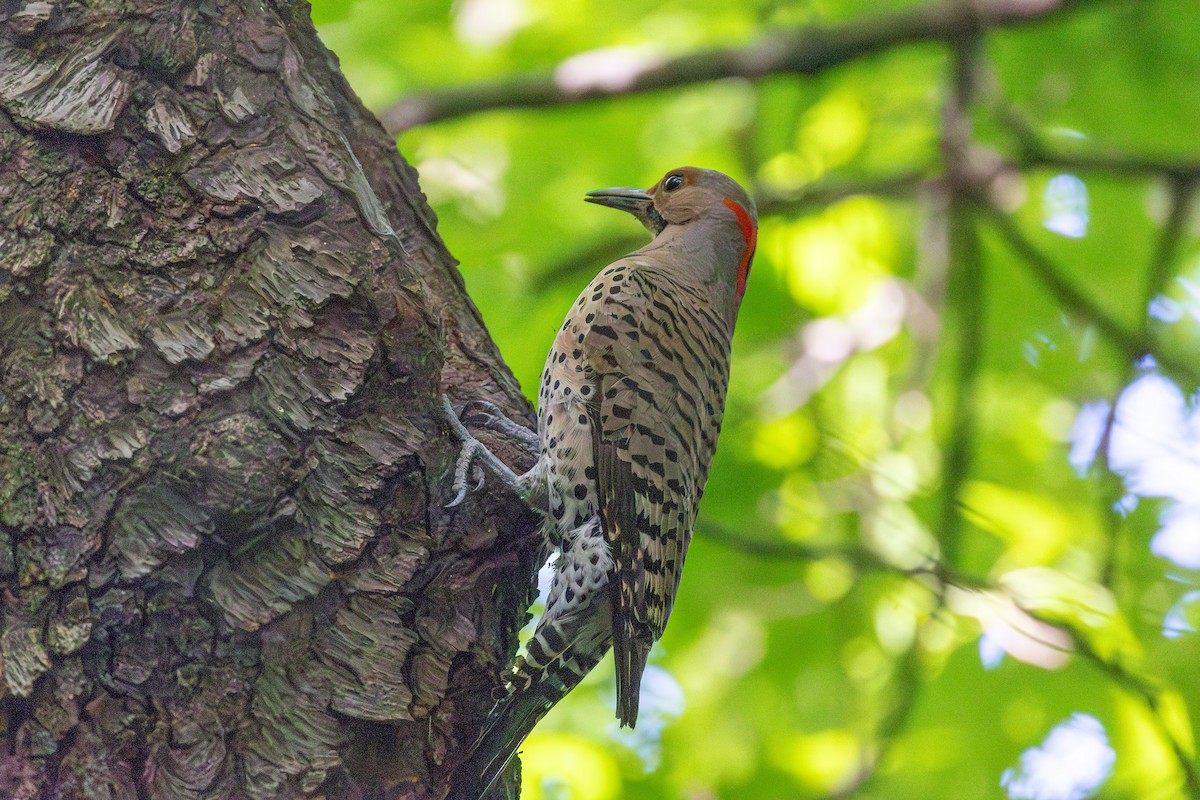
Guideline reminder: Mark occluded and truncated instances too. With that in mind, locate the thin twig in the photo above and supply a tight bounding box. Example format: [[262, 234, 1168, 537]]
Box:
[[1096, 180, 1199, 584], [698, 519, 991, 590], [1093, 388, 1128, 588], [757, 169, 931, 217], [1020, 606, 1200, 796], [706, 517, 1200, 790], [381, 0, 1099, 132], [1142, 179, 1199, 313], [978, 203, 1200, 385], [1025, 150, 1200, 182], [1002, 104, 1200, 181], [534, 234, 647, 286], [969, 178, 1200, 784]]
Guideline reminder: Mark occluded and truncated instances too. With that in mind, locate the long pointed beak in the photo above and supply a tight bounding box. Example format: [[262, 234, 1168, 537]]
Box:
[[585, 186, 666, 236]]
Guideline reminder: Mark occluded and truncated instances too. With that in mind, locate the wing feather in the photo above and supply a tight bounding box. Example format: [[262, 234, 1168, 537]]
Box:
[[583, 264, 730, 726]]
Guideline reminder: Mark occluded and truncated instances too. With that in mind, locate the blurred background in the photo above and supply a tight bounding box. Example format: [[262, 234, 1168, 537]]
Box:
[[312, 1, 1200, 798]]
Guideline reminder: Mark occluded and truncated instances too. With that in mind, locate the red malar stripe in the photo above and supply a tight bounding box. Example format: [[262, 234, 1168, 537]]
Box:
[[723, 197, 757, 303]]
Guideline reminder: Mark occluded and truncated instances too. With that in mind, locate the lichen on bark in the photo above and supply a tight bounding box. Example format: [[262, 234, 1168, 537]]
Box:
[[0, 1, 540, 797]]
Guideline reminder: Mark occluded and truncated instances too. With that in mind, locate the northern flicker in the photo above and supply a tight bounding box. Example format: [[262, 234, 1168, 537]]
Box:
[[448, 166, 757, 799]]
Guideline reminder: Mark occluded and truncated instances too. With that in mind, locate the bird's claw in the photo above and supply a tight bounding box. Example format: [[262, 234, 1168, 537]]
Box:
[[459, 399, 499, 426], [460, 399, 539, 452], [442, 394, 537, 511], [443, 395, 530, 509], [447, 437, 487, 508]]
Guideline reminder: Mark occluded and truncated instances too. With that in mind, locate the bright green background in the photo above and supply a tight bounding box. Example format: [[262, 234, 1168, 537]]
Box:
[[313, 1, 1200, 797]]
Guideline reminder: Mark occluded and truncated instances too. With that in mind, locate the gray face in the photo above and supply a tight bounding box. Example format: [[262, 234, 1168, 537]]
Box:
[[585, 167, 755, 239]]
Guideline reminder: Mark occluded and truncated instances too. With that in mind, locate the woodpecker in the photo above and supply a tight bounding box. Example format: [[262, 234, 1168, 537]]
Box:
[[449, 166, 757, 799]]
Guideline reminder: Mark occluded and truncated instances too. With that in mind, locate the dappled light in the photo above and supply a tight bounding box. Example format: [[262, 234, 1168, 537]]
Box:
[[311, 0, 1200, 796], [453, 0, 530, 48], [521, 732, 622, 800], [554, 47, 668, 94]]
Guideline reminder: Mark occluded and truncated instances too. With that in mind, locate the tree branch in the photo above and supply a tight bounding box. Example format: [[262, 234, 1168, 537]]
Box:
[[535, 234, 647, 286], [757, 169, 931, 217], [977, 203, 1200, 385], [698, 520, 991, 590], [1023, 149, 1200, 182], [1142, 179, 1198, 312], [381, 0, 1100, 133], [708, 516, 1200, 792], [1020, 607, 1200, 795], [937, 33, 987, 565], [1096, 179, 1199, 583], [1002, 104, 1200, 181]]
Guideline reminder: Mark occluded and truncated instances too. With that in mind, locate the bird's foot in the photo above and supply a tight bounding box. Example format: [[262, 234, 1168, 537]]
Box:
[[459, 400, 539, 453], [443, 395, 540, 509], [447, 438, 487, 508]]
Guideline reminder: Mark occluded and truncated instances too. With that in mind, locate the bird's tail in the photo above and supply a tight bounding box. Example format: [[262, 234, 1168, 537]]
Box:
[[613, 620, 652, 728], [452, 579, 614, 798], [449, 673, 564, 800]]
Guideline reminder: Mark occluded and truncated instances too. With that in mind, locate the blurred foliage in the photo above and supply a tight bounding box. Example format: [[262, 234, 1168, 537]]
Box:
[[314, 0, 1200, 797]]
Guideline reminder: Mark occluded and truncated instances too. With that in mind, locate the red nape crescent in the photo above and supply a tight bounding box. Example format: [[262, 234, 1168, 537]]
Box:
[[723, 197, 757, 302]]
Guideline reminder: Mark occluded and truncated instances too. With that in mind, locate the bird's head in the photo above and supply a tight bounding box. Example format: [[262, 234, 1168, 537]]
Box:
[[585, 166, 758, 304]]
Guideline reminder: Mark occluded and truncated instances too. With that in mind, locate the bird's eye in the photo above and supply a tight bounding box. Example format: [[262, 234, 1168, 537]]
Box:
[[663, 174, 684, 192]]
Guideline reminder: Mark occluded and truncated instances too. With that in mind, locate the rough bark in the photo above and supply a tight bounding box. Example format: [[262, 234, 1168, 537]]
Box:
[[0, 1, 540, 798]]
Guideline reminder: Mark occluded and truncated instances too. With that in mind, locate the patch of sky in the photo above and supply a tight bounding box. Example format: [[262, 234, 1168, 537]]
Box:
[[1001, 714, 1115, 800], [1042, 174, 1089, 239]]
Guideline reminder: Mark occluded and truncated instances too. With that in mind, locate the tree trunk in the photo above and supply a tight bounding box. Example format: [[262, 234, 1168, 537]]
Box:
[[0, 2, 539, 798]]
